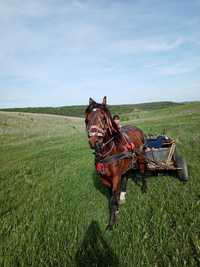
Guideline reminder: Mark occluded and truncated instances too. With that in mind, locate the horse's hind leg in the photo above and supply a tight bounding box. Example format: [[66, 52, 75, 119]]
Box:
[[141, 175, 147, 193], [120, 175, 127, 204], [108, 191, 119, 230], [138, 155, 148, 193]]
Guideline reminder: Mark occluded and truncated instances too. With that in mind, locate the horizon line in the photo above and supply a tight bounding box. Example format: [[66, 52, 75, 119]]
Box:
[[0, 100, 199, 109]]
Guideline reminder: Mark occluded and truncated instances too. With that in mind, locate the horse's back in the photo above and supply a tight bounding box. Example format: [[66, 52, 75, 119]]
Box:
[[121, 125, 144, 137], [121, 124, 144, 146], [121, 124, 140, 132]]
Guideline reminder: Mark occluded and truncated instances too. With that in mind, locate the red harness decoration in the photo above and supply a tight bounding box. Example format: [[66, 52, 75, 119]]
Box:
[[124, 142, 135, 151], [95, 142, 135, 175], [96, 162, 107, 174]]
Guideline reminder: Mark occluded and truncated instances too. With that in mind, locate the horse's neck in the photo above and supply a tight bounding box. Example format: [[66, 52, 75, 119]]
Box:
[[102, 131, 124, 155]]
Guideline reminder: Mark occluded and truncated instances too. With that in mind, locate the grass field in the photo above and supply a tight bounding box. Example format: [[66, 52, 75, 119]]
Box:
[[0, 101, 182, 118], [0, 102, 200, 266]]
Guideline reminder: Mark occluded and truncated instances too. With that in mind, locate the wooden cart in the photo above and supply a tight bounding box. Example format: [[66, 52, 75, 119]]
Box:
[[144, 136, 188, 181]]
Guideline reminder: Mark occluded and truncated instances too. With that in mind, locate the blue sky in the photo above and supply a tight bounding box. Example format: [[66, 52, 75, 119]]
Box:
[[0, 0, 200, 107]]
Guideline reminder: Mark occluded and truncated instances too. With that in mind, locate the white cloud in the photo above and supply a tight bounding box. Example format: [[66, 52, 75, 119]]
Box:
[[0, 0, 200, 107], [109, 37, 184, 54]]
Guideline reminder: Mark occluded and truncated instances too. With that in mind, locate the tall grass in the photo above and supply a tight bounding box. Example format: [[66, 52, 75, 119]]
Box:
[[0, 102, 200, 266]]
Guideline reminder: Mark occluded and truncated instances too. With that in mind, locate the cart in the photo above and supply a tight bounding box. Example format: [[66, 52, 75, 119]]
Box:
[[144, 135, 188, 181]]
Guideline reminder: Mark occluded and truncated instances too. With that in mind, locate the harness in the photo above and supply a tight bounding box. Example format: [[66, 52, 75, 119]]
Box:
[[88, 125, 104, 137], [86, 107, 137, 175], [95, 150, 137, 175], [95, 133, 137, 175]]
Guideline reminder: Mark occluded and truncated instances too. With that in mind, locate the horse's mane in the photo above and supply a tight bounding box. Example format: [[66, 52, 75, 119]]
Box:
[[85, 102, 123, 145]]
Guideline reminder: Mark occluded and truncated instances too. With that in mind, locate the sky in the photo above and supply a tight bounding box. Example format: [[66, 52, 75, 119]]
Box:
[[0, 0, 200, 108]]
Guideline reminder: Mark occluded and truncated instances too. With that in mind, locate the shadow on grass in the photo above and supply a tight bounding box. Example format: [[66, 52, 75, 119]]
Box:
[[75, 221, 119, 267]]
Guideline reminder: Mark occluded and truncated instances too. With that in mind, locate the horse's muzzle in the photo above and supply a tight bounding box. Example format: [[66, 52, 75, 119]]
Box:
[[89, 136, 102, 149], [94, 143, 102, 152]]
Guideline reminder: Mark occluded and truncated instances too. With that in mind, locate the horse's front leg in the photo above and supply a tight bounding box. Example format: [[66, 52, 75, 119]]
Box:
[[108, 175, 121, 230], [119, 175, 127, 204]]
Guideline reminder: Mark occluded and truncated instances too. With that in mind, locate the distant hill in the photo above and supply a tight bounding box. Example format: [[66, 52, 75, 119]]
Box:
[[0, 101, 183, 118]]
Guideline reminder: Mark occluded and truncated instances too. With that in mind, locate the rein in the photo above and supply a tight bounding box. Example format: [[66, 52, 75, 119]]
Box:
[[102, 136, 114, 148], [95, 141, 115, 161], [86, 106, 137, 166], [99, 151, 136, 164], [94, 131, 136, 164]]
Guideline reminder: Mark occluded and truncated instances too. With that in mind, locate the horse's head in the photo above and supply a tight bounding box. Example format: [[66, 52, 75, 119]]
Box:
[[85, 96, 120, 151], [85, 96, 109, 150]]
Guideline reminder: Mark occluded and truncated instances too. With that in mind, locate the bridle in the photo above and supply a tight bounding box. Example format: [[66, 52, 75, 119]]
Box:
[[86, 108, 106, 137], [86, 105, 138, 166], [86, 107, 116, 157]]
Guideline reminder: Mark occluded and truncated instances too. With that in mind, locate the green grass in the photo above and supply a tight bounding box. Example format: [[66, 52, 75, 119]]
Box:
[[0, 102, 200, 267]]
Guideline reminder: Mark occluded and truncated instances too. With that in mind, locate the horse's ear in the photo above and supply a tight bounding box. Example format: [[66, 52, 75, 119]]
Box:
[[102, 96, 107, 105], [89, 97, 95, 105]]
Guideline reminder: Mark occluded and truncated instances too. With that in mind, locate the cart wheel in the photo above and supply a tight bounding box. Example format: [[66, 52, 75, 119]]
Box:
[[174, 150, 188, 181]]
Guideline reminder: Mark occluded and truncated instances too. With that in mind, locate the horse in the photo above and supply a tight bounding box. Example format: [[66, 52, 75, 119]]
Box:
[[85, 96, 146, 229]]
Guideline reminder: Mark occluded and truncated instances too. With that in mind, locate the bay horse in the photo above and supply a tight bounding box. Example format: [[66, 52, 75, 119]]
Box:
[[85, 97, 146, 229]]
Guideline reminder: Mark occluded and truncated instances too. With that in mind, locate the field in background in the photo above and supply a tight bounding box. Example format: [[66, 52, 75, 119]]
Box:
[[0, 102, 200, 266], [0, 101, 182, 118]]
